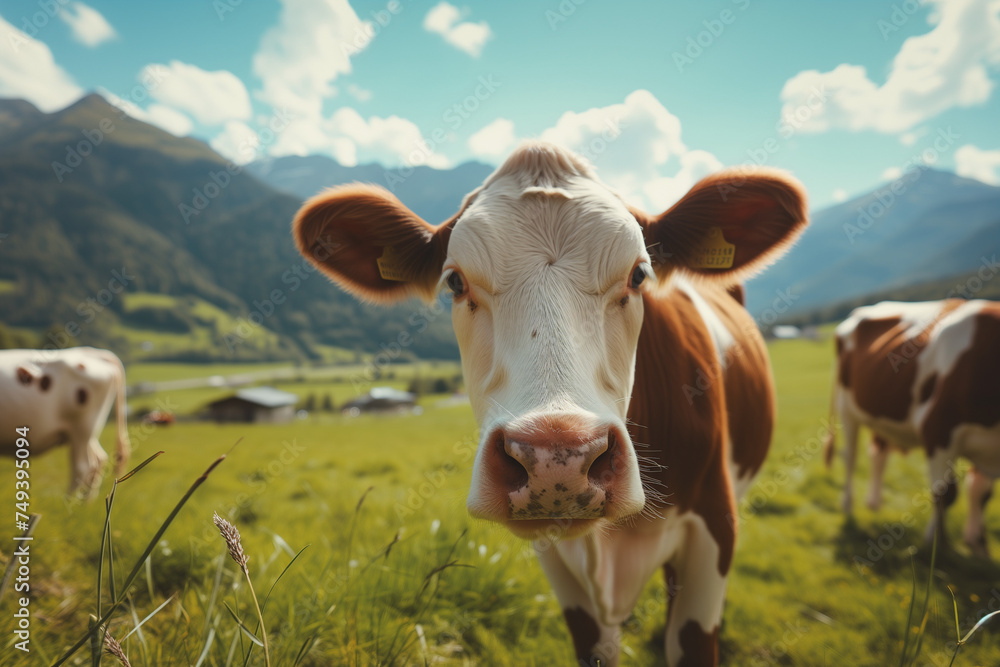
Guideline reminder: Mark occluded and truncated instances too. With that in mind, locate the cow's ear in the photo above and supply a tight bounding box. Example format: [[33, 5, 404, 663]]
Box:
[[293, 184, 462, 304], [639, 168, 808, 282]]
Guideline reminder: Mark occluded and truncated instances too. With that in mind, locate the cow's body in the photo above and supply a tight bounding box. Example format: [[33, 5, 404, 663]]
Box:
[[826, 299, 1000, 557], [0, 347, 130, 497], [538, 278, 775, 663], [294, 142, 807, 665]]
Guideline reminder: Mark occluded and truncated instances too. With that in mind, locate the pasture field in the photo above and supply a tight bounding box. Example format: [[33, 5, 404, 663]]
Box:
[[1, 340, 999, 666]]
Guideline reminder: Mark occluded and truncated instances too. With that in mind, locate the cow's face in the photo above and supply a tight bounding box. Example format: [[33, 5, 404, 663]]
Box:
[[294, 142, 806, 540]]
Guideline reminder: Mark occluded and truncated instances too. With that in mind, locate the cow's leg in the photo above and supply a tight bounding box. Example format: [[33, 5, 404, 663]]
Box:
[[69, 437, 108, 499], [963, 468, 993, 559], [866, 436, 889, 511], [664, 516, 728, 667], [924, 452, 957, 546], [535, 544, 621, 667], [840, 413, 861, 514]]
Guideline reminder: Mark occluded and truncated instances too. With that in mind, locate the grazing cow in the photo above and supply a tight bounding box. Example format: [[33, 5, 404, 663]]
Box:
[[824, 300, 1000, 558], [293, 142, 807, 665], [0, 347, 130, 497]]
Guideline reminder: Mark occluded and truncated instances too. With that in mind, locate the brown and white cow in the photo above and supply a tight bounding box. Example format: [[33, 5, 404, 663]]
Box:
[[0, 347, 131, 498], [825, 299, 1000, 558], [294, 142, 807, 666]]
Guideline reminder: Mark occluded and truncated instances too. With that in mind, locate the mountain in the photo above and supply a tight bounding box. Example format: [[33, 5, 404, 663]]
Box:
[[745, 168, 1000, 317], [0, 94, 464, 362], [247, 155, 494, 224]]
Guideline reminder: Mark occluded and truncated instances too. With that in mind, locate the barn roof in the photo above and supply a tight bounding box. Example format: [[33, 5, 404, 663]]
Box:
[[209, 386, 299, 408]]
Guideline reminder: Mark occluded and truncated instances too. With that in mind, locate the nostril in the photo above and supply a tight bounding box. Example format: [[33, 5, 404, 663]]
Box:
[[496, 431, 529, 491], [587, 429, 617, 488]]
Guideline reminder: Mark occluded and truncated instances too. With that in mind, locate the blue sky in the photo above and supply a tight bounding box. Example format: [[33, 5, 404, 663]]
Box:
[[2, 0, 999, 210]]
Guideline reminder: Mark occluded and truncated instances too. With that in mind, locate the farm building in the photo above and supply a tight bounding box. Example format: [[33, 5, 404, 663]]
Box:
[[341, 387, 417, 416], [205, 386, 299, 424]]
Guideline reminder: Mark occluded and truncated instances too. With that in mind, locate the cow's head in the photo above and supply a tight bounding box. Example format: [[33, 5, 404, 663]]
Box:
[[294, 142, 806, 539]]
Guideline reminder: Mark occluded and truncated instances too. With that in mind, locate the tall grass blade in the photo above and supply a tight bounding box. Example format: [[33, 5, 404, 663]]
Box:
[[121, 594, 175, 641], [959, 609, 1000, 644], [223, 602, 264, 647], [292, 636, 316, 666], [193, 627, 216, 667], [909, 530, 939, 664], [51, 453, 228, 667]]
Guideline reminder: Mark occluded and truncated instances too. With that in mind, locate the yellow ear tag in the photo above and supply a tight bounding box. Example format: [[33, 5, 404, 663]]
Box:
[[377, 246, 407, 281], [689, 227, 735, 269]]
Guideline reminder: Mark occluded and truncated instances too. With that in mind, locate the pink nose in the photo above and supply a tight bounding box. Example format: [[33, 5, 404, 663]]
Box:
[[486, 415, 621, 520]]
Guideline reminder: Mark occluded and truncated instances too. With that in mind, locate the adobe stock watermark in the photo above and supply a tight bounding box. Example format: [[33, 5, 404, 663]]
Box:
[[222, 236, 336, 353], [44, 267, 135, 350], [729, 418, 835, 526], [394, 435, 477, 521], [6, 0, 72, 52], [714, 86, 828, 203], [383, 74, 502, 191], [179, 108, 294, 223], [886, 257, 998, 373], [349, 293, 453, 394], [683, 287, 799, 404], [843, 126, 960, 244], [672, 0, 753, 73], [876, 0, 929, 40], [545, 0, 588, 31]]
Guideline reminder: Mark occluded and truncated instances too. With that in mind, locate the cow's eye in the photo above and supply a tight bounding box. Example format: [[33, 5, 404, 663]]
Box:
[[629, 265, 647, 290], [447, 271, 466, 297]]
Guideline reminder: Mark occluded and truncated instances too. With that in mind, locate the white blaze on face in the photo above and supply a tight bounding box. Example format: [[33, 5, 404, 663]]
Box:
[[446, 148, 651, 526]]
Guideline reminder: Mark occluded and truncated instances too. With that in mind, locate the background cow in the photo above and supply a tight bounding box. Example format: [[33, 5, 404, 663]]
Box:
[[293, 142, 806, 666], [0, 347, 131, 498], [825, 299, 1000, 558]]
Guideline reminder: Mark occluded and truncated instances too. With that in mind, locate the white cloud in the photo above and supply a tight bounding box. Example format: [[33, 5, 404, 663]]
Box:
[[779, 0, 1000, 134], [468, 118, 516, 159], [832, 188, 848, 202], [0, 14, 83, 111], [528, 91, 726, 211], [266, 107, 449, 169], [94, 88, 192, 137], [347, 83, 372, 102], [142, 61, 251, 126], [424, 2, 491, 57], [58, 2, 116, 47], [882, 166, 904, 181], [955, 144, 1000, 184], [211, 121, 263, 165], [253, 0, 370, 118], [538, 89, 717, 211], [145, 104, 193, 137]]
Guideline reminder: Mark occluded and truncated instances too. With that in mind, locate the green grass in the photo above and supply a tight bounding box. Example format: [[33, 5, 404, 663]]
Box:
[[0, 279, 17, 294], [1, 341, 998, 665]]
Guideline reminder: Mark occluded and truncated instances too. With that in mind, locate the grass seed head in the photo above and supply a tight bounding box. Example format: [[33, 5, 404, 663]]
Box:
[[104, 633, 132, 667], [213, 512, 249, 573]]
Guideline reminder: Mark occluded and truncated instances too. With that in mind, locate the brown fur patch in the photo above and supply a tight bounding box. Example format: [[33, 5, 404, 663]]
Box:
[[16, 367, 33, 384], [39, 375, 52, 391], [918, 373, 938, 404], [629, 284, 758, 576], [921, 305, 1000, 453], [726, 283, 745, 305], [701, 285, 774, 482], [292, 183, 472, 304], [77, 388, 88, 405], [562, 606, 599, 661], [838, 301, 964, 422], [677, 620, 719, 667]]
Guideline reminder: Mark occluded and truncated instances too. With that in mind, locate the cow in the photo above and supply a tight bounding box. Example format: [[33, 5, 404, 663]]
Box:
[[0, 347, 131, 498], [824, 299, 1000, 559], [293, 142, 807, 666]]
